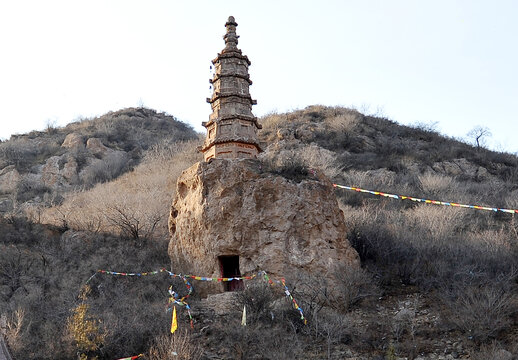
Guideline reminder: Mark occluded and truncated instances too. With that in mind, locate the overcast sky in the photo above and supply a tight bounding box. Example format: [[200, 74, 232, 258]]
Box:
[[1, 1, 517, 153]]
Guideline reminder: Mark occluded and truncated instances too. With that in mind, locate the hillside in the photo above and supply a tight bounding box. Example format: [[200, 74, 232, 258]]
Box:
[[0, 107, 197, 214], [1, 106, 517, 359]]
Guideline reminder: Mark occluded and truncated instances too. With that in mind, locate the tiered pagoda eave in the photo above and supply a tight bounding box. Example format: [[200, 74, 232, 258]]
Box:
[[199, 16, 262, 161]]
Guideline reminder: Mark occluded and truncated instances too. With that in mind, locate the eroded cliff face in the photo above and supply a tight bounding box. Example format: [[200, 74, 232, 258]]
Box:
[[168, 159, 359, 294]]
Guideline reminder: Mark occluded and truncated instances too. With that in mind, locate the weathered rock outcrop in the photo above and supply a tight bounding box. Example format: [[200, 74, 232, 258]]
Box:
[[41, 155, 79, 187], [61, 133, 85, 149], [86, 138, 111, 157], [0, 165, 21, 193], [168, 159, 359, 294]]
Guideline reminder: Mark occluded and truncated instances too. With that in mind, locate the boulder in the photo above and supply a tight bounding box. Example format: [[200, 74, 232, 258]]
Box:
[[62, 155, 79, 184], [168, 159, 359, 295], [86, 138, 111, 157], [62, 133, 84, 149], [41, 156, 61, 187], [493, 350, 513, 360], [0, 165, 21, 193], [0, 197, 13, 212], [432, 158, 491, 180], [41, 155, 79, 188]]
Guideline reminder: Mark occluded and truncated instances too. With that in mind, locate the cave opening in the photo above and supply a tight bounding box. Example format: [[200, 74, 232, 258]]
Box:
[[218, 255, 244, 291]]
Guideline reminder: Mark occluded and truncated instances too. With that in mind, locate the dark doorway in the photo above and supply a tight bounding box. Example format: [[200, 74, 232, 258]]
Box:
[[218, 255, 244, 291]]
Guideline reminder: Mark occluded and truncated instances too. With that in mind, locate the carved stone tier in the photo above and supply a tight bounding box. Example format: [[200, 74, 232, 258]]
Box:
[[200, 16, 261, 161]]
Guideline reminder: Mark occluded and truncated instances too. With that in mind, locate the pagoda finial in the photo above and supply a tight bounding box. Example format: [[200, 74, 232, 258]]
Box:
[[223, 16, 239, 51]]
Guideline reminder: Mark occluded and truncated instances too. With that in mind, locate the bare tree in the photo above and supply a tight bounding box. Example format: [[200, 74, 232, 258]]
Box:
[[467, 126, 492, 149]]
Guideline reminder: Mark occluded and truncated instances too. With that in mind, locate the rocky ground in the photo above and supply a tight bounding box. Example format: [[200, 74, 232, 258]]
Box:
[[174, 285, 516, 360]]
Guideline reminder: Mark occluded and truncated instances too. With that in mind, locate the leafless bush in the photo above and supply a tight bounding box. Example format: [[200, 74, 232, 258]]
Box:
[[147, 330, 202, 360], [299, 144, 342, 179], [261, 144, 341, 180], [334, 265, 380, 310], [0, 139, 38, 169], [470, 341, 515, 360], [309, 309, 353, 359], [5, 308, 26, 353], [405, 206, 463, 243], [341, 168, 397, 191], [144, 139, 202, 164], [0, 245, 37, 299], [219, 323, 305, 360], [326, 112, 360, 133], [287, 272, 333, 316], [104, 197, 164, 240], [391, 297, 419, 344], [260, 150, 309, 183], [259, 111, 286, 132], [418, 172, 455, 196], [0, 137, 62, 172], [15, 176, 51, 203], [235, 282, 276, 325], [466, 229, 515, 254], [219, 325, 264, 359], [443, 283, 517, 342], [80, 151, 130, 186]]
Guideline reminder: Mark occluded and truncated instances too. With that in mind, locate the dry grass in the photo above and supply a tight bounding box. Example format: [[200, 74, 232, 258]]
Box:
[[41, 140, 201, 239], [260, 143, 342, 180], [5, 308, 26, 353], [470, 341, 517, 360], [326, 112, 360, 133], [147, 330, 202, 360], [418, 172, 455, 195], [444, 284, 517, 342], [404, 206, 463, 243]]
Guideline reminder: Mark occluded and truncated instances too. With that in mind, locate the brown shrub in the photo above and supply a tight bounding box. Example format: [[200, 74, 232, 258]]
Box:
[[334, 265, 380, 310], [470, 341, 516, 360], [235, 282, 276, 325], [442, 282, 517, 342], [147, 330, 202, 360]]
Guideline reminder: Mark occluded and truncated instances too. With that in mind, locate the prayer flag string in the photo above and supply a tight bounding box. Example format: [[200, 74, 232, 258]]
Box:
[[333, 184, 518, 214], [115, 354, 143, 360], [86, 268, 306, 329], [281, 278, 306, 324]]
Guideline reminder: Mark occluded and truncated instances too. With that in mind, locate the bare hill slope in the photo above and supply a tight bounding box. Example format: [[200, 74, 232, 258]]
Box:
[[1, 105, 516, 359], [0, 107, 197, 213]]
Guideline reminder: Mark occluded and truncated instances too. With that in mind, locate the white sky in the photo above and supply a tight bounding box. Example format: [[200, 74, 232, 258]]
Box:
[[0, 1, 517, 153]]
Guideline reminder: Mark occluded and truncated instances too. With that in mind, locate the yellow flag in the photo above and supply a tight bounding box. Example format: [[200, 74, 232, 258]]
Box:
[[241, 305, 246, 326], [171, 306, 178, 334]]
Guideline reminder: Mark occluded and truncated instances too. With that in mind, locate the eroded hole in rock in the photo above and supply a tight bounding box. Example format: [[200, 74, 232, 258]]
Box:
[[218, 255, 243, 291], [178, 182, 187, 199]]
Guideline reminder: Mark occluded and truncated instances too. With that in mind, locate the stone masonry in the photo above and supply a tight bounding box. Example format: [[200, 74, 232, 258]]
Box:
[[199, 16, 262, 161]]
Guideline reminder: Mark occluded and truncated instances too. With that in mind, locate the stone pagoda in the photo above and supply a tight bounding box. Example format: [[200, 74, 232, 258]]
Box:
[[199, 16, 262, 161], [169, 16, 360, 297]]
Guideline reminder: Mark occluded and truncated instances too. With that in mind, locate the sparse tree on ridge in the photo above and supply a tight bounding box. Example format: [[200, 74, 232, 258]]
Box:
[[467, 126, 492, 150]]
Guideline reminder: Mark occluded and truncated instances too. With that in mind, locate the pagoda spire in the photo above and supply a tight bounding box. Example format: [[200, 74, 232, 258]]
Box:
[[199, 16, 262, 162], [223, 16, 239, 52]]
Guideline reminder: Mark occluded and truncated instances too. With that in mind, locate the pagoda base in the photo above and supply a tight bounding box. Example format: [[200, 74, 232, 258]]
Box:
[[203, 141, 259, 161]]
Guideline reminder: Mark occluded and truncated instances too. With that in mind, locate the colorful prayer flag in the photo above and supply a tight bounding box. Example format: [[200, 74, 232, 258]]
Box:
[[115, 355, 143, 360], [171, 306, 178, 333]]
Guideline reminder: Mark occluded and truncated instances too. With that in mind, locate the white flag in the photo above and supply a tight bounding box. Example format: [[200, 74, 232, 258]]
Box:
[[241, 305, 246, 326]]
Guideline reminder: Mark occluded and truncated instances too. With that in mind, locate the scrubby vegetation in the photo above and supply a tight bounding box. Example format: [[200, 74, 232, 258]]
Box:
[[259, 105, 518, 357], [1, 105, 517, 359], [0, 107, 197, 214]]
